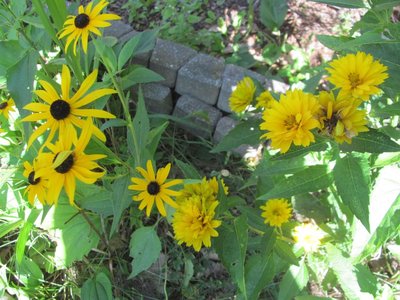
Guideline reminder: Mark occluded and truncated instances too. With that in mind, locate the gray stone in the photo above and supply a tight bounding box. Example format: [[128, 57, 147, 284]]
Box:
[[265, 78, 289, 94], [149, 39, 197, 88], [217, 64, 265, 113], [173, 95, 222, 138], [213, 116, 251, 156], [103, 21, 133, 39], [175, 54, 224, 105], [139, 83, 173, 114]]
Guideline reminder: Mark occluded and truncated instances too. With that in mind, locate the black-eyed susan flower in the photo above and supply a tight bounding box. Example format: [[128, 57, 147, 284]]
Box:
[[292, 223, 325, 252], [260, 198, 292, 227], [172, 184, 221, 251], [23, 159, 49, 206], [260, 89, 321, 153], [0, 98, 16, 120], [326, 51, 388, 101], [318, 91, 368, 144], [128, 160, 182, 217], [256, 90, 276, 109], [229, 77, 256, 113], [59, 0, 120, 54], [35, 118, 106, 206], [22, 65, 116, 148]]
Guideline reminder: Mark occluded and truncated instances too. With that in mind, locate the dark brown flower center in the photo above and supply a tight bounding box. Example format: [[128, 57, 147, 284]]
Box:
[[284, 114, 301, 130], [324, 114, 339, 134], [53, 153, 74, 174], [74, 13, 90, 28], [50, 100, 70, 120], [0, 102, 8, 109], [147, 181, 160, 195], [28, 171, 40, 185]]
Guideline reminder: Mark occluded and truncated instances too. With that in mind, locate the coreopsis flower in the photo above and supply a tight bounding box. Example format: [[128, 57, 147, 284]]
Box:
[[0, 98, 16, 119], [260, 89, 320, 153], [256, 90, 276, 109], [172, 183, 221, 251], [260, 198, 292, 227], [23, 159, 49, 205], [293, 223, 325, 252], [22, 65, 116, 147], [229, 77, 256, 113], [59, 0, 121, 54], [326, 51, 388, 101], [128, 160, 183, 217], [318, 91, 368, 144], [35, 118, 106, 206]]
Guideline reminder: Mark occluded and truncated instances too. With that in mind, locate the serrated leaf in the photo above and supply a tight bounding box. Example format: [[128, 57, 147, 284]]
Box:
[[326, 244, 374, 300], [214, 214, 248, 295], [129, 227, 161, 278], [110, 175, 132, 237], [308, 0, 366, 8], [211, 119, 262, 153], [81, 272, 113, 300], [77, 185, 114, 217], [278, 260, 309, 300], [351, 166, 400, 261], [257, 165, 333, 200], [339, 129, 400, 153], [333, 154, 371, 230]]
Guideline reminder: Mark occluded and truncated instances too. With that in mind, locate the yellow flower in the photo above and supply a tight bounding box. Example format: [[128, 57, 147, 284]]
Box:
[[326, 51, 388, 101], [256, 90, 276, 109], [0, 98, 16, 119], [22, 65, 116, 148], [59, 0, 120, 54], [260, 90, 320, 153], [260, 198, 292, 227], [229, 77, 256, 113], [35, 118, 106, 206], [293, 223, 325, 252], [23, 159, 49, 205], [128, 160, 183, 217], [318, 91, 368, 144], [172, 193, 221, 252]]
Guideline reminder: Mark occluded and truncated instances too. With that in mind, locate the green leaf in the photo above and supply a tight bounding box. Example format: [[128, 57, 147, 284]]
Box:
[[0, 218, 23, 239], [77, 185, 114, 217], [308, 0, 366, 8], [146, 121, 169, 158], [254, 156, 306, 176], [278, 261, 309, 300], [45, 0, 67, 30], [16, 209, 40, 264], [271, 136, 329, 160], [110, 175, 132, 237], [260, 0, 288, 30], [333, 154, 371, 230], [100, 118, 127, 131], [129, 227, 161, 278], [339, 129, 400, 153], [81, 272, 113, 300], [375, 102, 400, 117], [211, 119, 262, 153], [39, 199, 101, 268], [121, 67, 164, 89], [245, 253, 275, 300], [351, 166, 400, 261], [0, 41, 26, 76], [7, 50, 38, 116], [214, 214, 248, 295], [295, 296, 334, 300], [16, 257, 43, 288], [371, 0, 400, 10], [317, 35, 353, 51], [93, 38, 118, 73], [326, 244, 374, 300], [257, 165, 333, 200], [183, 257, 194, 287], [174, 158, 202, 179], [274, 239, 299, 266]]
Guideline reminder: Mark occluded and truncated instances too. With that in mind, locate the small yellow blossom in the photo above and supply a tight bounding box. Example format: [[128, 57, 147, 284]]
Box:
[[260, 198, 292, 227], [229, 77, 256, 113]]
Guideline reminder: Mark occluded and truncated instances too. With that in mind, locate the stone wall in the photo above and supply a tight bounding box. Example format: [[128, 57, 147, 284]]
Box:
[[105, 22, 288, 154]]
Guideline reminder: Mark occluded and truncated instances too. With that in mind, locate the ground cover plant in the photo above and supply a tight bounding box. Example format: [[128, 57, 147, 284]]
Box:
[[0, 0, 399, 299]]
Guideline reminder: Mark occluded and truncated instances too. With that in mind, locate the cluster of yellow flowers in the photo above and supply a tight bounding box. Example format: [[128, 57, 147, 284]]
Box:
[[22, 1, 120, 206], [129, 161, 226, 252], [229, 52, 388, 153]]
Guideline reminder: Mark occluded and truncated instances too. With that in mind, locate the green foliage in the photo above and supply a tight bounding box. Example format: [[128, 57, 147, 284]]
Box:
[[259, 0, 289, 31], [81, 272, 113, 300]]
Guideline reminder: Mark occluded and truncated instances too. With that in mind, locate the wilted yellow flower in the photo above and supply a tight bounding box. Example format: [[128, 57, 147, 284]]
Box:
[[326, 51, 388, 101], [229, 77, 256, 113], [260, 198, 292, 227], [318, 91, 368, 144], [260, 89, 320, 153], [59, 0, 121, 54], [293, 223, 325, 252], [172, 184, 221, 251], [23, 159, 49, 205], [256, 90, 276, 109]]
